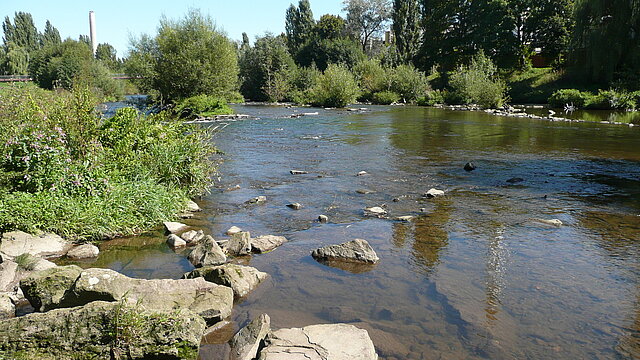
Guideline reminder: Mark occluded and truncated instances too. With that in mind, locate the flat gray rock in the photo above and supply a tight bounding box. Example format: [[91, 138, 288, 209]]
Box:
[[251, 235, 287, 253], [184, 263, 268, 298], [182, 230, 205, 244], [188, 235, 227, 268], [230, 314, 271, 360], [0, 260, 18, 292], [258, 323, 377, 360], [311, 239, 379, 264], [424, 188, 445, 198], [0, 231, 71, 258], [69, 268, 233, 324], [186, 200, 202, 212], [163, 221, 189, 234], [166, 234, 187, 248], [66, 244, 99, 259]]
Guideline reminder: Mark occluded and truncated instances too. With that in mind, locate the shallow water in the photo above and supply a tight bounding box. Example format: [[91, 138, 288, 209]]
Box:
[[65, 105, 640, 359]]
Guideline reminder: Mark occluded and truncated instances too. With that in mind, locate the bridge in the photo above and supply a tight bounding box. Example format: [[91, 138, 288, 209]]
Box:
[[0, 74, 142, 83]]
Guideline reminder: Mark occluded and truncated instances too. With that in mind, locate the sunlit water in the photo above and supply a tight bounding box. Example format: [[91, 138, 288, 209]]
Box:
[[64, 105, 640, 359]]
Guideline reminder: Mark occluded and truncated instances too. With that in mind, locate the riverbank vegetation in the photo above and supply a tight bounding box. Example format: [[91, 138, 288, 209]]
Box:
[[0, 84, 216, 240]]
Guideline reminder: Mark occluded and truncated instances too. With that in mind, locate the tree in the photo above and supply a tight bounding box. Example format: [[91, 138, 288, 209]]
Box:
[[343, 0, 392, 52], [508, 0, 574, 66], [285, 0, 315, 55], [392, 0, 420, 64], [127, 9, 239, 101], [3, 42, 29, 74], [2, 12, 40, 52], [239, 33, 295, 101], [572, 0, 638, 83], [315, 14, 346, 39], [95, 43, 118, 70], [41, 20, 61, 47]]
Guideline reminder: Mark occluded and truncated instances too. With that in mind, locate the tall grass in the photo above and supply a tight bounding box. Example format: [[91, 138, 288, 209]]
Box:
[[0, 84, 216, 240]]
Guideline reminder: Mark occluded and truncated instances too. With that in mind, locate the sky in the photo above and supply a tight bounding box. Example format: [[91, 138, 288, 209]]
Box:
[[0, 0, 344, 57]]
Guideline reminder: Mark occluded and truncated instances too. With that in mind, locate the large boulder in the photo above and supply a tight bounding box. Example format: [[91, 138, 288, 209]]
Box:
[[258, 323, 378, 360], [183, 264, 268, 299], [66, 244, 99, 259], [251, 235, 287, 254], [0, 301, 205, 360], [20, 265, 83, 312], [226, 231, 252, 256], [0, 292, 15, 319], [0, 260, 18, 292], [0, 231, 71, 258], [67, 268, 233, 324], [230, 314, 271, 360], [188, 235, 227, 268], [311, 239, 379, 264]]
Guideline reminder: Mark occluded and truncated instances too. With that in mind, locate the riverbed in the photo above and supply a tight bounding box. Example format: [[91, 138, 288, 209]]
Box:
[[70, 105, 640, 359]]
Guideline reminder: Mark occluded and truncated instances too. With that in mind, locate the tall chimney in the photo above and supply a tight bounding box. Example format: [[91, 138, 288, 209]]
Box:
[[89, 11, 97, 55]]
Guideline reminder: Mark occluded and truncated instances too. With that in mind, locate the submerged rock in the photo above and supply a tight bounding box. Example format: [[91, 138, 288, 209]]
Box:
[[226, 231, 252, 256], [166, 234, 187, 248], [258, 323, 377, 360], [464, 162, 477, 171], [163, 221, 189, 234], [0, 231, 71, 258], [246, 196, 267, 205], [318, 215, 329, 223], [184, 263, 268, 299], [230, 314, 271, 360], [251, 235, 288, 253], [506, 177, 525, 184], [357, 171, 368, 176], [364, 206, 387, 217], [311, 239, 379, 264], [395, 216, 415, 222], [188, 235, 227, 268], [0, 301, 205, 360], [356, 189, 375, 194], [66, 244, 100, 259], [287, 203, 302, 210], [290, 170, 308, 175], [534, 218, 563, 227], [424, 188, 445, 198]]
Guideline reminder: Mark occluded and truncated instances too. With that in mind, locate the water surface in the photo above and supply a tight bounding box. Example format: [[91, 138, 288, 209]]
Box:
[[68, 105, 640, 359]]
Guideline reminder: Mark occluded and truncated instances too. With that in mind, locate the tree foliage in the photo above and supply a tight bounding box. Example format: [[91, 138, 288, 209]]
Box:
[[41, 20, 61, 48], [392, 0, 420, 64], [239, 33, 295, 101], [126, 9, 239, 101], [285, 0, 316, 55], [572, 0, 640, 83], [343, 0, 392, 52], [3, 12, 40, 52]]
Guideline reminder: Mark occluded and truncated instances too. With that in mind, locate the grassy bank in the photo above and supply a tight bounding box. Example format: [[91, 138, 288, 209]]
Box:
[[0, 84, 216, 240]]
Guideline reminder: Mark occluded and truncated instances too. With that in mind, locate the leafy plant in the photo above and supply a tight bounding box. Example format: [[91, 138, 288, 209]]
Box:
[[308, 64, 360, 108], [371, 90, 400, 105], [173, 95, 234, 119], [448, 51, 507, 108], [548, 89, 592, 108]]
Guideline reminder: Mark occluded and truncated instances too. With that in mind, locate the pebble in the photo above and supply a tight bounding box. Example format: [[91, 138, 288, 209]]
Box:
[[287, 203, 302, 210]]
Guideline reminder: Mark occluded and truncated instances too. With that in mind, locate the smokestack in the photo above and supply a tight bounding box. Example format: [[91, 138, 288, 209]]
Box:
[[89, 11, 97, 55]]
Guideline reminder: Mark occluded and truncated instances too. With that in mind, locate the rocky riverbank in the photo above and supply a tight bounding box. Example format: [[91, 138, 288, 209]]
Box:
[[0, 197, 382, 359]]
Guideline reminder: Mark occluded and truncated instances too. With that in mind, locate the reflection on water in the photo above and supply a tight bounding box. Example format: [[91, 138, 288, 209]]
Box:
[[66, 105, 640, 359]]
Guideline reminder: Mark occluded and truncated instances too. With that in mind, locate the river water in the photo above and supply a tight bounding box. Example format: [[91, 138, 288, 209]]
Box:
[[70, 105, 640, 359]]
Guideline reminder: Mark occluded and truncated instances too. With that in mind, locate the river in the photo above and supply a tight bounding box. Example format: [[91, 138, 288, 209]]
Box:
[[70, 104, 640, 359]]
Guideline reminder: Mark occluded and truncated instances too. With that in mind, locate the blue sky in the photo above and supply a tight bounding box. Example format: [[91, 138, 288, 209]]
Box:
[[1, 0, 344, 57]]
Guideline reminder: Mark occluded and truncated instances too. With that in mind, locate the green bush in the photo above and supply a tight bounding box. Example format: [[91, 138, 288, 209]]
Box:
[[308, 64, 360, 108], [417, 90, 446, 106], [448, 51, 507, 108], [173, 95, 234, 119], [0, 86, 216, 240], [353, 59, 389, 102], [389, 64, 430, 103], [548, 89, 592, 108], [585, 89, 636, 110], [371, 91, 400, 105]]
